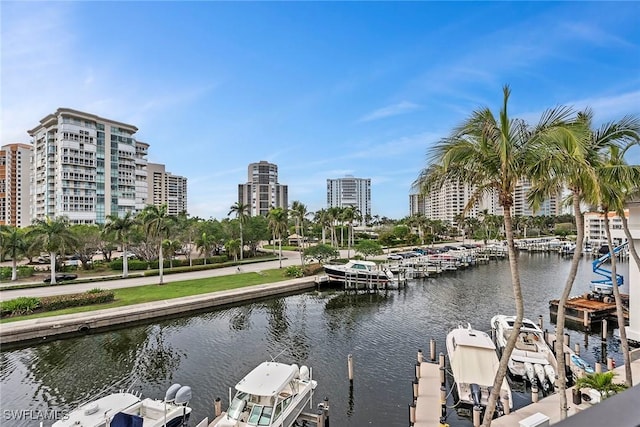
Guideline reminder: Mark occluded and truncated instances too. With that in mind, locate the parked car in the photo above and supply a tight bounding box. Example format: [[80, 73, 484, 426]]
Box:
[[387, 254, 404, 260], [43, 273, 78, 283]]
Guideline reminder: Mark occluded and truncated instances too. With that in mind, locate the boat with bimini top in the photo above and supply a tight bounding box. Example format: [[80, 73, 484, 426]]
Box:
[[212, 361, 317, 427]]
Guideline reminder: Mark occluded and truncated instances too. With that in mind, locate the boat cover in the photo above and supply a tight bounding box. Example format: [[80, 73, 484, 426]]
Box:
[[110, 412, 143, 427], [236, 362, 298, 397], [450, 346, 500, 386]]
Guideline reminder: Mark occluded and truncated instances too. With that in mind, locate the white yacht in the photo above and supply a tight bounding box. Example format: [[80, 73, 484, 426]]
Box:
[[53, 385, 192, 427], [212, 361, 317, 427], [446, 324, 512, 415], [323, 260, 394, 289], [491, 315, 557, 392]]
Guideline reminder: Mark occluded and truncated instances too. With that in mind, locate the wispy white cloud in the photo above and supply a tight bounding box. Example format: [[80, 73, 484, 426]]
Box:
[[357, 101, 421, 123]]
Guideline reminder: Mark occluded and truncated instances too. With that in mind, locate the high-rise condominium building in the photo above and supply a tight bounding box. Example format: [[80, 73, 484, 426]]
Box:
[[0, 143, 33, 227], [147, 163, 188, 216], [326, 176, 371, 225], [28, 108, 149, 224], [238, 160, 288, 216]]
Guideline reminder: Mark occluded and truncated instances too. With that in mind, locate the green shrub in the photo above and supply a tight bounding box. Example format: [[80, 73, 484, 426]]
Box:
[[0, 265, 36, 280], [1, 297, 40, 316], [39, 291, 115, 312], [86, 287, 105, 294], [284, 265, 304, 278], [110, 259, 149, 271]]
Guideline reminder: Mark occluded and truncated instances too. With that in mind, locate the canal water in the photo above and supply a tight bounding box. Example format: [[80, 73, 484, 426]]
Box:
[[0, 253, 630, 427]]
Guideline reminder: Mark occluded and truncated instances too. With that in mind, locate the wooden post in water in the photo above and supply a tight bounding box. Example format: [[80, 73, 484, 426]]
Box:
[[502, 394, 510, 415], [430, 339, 436, 362], [595, 362, 602, 373], [413, 378, 419, 401], [317, 408, 325, 427], [583, 311, 590, 330], [473, 405, 482, 427], [574, 343, 580, 356], [417, 349, 424, 364], [602, 319, 608, 341], [532, 382, 540, 403], [214, 397, 222, 417], [440, 386, 447, 421], [348, 354, 354, 382], [409, 402, 416, 425], [607, 357, 614, 371], [564, 333, 570, 348], [538, 315, 543, 330]]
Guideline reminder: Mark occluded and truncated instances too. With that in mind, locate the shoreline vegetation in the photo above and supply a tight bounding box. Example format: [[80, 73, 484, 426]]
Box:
[[0, 268, 303, 323]]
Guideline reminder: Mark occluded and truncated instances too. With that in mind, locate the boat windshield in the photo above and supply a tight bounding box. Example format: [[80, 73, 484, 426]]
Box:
[[248, 404, 273, 426], [227, 392, 248, 419]]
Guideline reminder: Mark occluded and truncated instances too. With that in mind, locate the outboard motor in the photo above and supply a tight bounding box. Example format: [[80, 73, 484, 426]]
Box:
[[165, 383, 182, 402], [470, 383, 482, 407]]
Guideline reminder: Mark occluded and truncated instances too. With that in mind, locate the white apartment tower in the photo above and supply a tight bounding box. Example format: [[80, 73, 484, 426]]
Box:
[[0, 143, 33, 227], [238, 161, 288, 216], [28, 108, 148, 224], [327, 176, 371, 225], [147, 163, 188, 216]]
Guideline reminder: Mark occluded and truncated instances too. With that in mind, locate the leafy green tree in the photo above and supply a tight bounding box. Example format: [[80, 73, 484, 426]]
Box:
[[225, 239, 241, 261], [355, 240, 383, 260], [303, 243, 339, 264], [0, 226, 28, 281], [139, 204, 173, 284], [243, 215, 270, 256], [229, 202, 250, 260], [69, 224, 102, 270], [416, 85, 575, 425], [267, 207, 288, 268], [28, 216, 77, 285], [104, 212, 138, 278], [195, 232, 216, 265]]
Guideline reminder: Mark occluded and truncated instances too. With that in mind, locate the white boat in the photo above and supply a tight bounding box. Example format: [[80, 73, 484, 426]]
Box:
[[491, 315, 557, 392], [323, 260, 394, 289], [53, 385, 192, 427], [446, 324, 512, 414], [212, 361, 317, 427]]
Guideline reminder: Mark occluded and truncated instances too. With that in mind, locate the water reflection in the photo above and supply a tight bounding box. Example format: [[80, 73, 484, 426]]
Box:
[[0, 254, 630, 427]]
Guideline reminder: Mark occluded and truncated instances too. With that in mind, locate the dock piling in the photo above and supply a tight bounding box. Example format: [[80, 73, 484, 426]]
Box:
[[602, 319, 608, 340], [574, 343, 580, 356], [417, 349, 424, 364], [415, 361, 421, 379], [564, 333, 570, 347], [214, 397, 222, 417], [607, 357, 614, 370], [409, 402, 416, 426], [348, 354, 354, 382], [595, 362, 602, 373], [538, 315, 543, 330], [430, 339, 436, 362], [413, 377, 419, 402], [532, 382, 540, 403], [473, 405, 482, 427], [502, 394, 510, 415]]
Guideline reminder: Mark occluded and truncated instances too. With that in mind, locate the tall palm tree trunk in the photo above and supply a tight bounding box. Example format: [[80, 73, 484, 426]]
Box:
[[49, 252, 57, 285], [122, 243, 129, 278], [604, 214, 633, 386], [11, 258, 18, 281], [556, 196, 586, 419], [483, 210, 524, 426], [240, 222, 244, 260], [158, 244, 164, 285]]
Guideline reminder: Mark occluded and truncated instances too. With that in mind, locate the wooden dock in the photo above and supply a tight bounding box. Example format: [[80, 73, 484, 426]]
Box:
[[549, 294, 629, 329], [413, 360, 446, 427]]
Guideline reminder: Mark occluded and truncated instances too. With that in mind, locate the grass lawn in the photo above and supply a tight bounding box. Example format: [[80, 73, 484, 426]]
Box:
[[1, 269, 295, 323]]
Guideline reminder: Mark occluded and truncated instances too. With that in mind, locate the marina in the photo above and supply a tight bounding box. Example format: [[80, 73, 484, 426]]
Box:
[[0, 253, 633, 427]]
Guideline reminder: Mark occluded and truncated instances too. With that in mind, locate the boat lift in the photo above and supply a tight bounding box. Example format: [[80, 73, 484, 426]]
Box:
[[589, 241, 628, 298]]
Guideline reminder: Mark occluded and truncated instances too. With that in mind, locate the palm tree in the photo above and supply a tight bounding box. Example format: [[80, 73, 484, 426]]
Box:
[[229, 202, 249, 261], [28, 216, 77, 285], [342, 206, 358, 259], [139, 204, 172, 285], [575, 371, 627, 399], [195, 232, 216, 265], [267, 207, 288, 269], [415, 85, 575, 425], [0, 226, 28, 281], [595, 143, 640, 387], [290, 201, 309, 266], [314, 209, 331, 245], [104, 212, 138, 278], [528, 109, 639, 415]]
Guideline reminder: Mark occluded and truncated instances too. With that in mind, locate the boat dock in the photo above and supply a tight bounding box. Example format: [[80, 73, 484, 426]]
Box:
[[549, 294, 629, 330], [409, 333, 635, 427]]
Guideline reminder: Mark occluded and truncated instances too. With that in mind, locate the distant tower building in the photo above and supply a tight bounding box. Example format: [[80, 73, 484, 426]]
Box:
[[147, 163, 188, 216], [0, 143, 33, 227], [238, 160, 288, 216], [28, 108, 148, 224], [326, 176, 371, 225]]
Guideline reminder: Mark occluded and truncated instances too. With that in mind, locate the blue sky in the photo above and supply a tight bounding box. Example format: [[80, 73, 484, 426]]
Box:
[[2, 1, 639, 220]]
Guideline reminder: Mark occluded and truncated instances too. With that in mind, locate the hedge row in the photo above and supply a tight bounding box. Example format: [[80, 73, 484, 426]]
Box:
[[0, 265, 35, 280], [109, 256, 230, 271], [1, 290, 115, 317]]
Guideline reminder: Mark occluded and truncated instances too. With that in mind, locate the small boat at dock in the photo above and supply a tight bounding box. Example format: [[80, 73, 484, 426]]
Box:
[[212, 361, 317, 427], [491, 315, 557, 392], [323, 259, 394, 289], [53, 385, 193, 427], [446, 324, 512, 415]]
